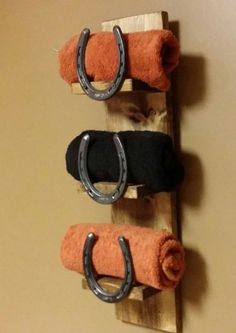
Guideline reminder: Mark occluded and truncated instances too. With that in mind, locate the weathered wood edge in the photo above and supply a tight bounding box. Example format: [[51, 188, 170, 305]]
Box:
[[71, 80, 157, 95], [77, 182, 154, 199], [82, 277, 159, 301]]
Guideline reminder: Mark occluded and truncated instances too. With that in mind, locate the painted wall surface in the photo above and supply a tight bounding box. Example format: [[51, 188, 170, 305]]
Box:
[[1, 1, 236, 333]]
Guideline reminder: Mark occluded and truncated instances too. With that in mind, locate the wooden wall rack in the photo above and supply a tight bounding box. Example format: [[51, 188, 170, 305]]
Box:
[[73, 12, 180, 333]]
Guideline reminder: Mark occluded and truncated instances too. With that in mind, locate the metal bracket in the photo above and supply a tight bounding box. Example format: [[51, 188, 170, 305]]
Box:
[[78, 133, 128, 204], [76, 25, 126, 100], [83, 232, 133, 303]]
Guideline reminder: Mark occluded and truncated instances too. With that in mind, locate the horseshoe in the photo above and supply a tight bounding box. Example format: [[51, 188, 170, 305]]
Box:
[[76, 25, 126, 100], [83, 232, 133, 303], [78, 133, 128, 204]]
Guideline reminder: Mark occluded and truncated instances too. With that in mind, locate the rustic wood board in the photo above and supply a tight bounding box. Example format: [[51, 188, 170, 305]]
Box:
[[82, 277, 158, 301], [101, 12, 180, 333], [77, 182, 154, 199], [71, 79, 155, 94]]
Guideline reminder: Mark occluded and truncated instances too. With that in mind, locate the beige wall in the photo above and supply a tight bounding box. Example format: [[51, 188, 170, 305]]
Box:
[[1, 1, 236, 332]]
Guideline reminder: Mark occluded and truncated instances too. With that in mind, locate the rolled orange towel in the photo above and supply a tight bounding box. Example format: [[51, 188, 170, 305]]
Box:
[[61, 223, 185, 290], [59, 29, 179, 91]]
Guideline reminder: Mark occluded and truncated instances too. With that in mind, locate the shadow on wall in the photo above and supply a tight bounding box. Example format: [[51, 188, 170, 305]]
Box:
[[169, 21, 209, 331], [170, 20, 206, 237], [172, 54, 206, 110], [170, 21, 207, 224], [180, 152, 205, 208], [177, 246, 209, 333], [182, 247, 208, 305], [170, 21, 207, 140]]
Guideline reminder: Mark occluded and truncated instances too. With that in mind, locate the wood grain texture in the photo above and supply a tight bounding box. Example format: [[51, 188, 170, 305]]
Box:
[[77, 182, 154, 199], [102, 12, 180, 333], [71, 79, 155, 95], [82, 277, 158, 301], [102, 12, 169, 32]]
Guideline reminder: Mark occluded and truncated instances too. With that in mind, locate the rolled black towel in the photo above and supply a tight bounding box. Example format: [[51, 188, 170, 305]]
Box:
[[65, 130, 184, 192]]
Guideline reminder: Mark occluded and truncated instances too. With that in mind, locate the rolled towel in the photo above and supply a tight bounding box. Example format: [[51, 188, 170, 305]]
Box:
[[61, 223, 185, 289], [59, 29, 179, 91], [66, 130, 184, 192]]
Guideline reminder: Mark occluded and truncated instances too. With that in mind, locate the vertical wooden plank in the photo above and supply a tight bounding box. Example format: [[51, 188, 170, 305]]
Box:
[[102, 12, 180, 332], [102, 12, 169, 31]]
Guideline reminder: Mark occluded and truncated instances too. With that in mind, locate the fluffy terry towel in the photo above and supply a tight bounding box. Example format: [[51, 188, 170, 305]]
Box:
[[66, 130, 184, 192], [61, 223, 185, 290], [59, 29, 179, 91]]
